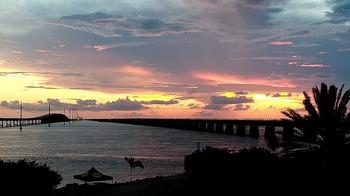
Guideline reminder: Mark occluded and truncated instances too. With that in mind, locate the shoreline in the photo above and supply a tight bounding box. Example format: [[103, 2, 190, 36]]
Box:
[[54, 174, 188, 196]]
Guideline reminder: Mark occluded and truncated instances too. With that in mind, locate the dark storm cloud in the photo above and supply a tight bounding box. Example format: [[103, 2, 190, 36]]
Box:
[[1, 99, 66, 111], [100, 98, 146, 111], [76, 99, 97, 106], [235, 91, 249, 95], [289, 30, 311, 36], [184, 0, 286, 29], [210, 95, 254, 105], [51, 12, 195, 37], [326, 0, 350, 24], [1, 98, 147, 112], [45, 98, 179, 111], [233, 104, 250, 111], [0, 71, 83, 77], [141, 99, 179, 105], [25, 85, 60, 90], [204, 104, 226, 110], [203, 95, 254, 111], [269, 92, 293, 97]]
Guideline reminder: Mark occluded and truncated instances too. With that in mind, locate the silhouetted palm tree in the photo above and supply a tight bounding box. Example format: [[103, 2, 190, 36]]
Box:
[[124, 156, 144, 181], [282, 83, 350, 152]]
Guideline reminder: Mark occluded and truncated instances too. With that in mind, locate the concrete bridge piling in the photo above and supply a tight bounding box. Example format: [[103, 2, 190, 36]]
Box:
[[249, 125, 259, 138], [236, 124, 246, 136]]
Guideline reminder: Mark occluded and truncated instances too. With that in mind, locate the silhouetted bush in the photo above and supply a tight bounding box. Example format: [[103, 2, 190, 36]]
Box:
[[184, 146, 350, 193], [0, 159, 61, 195]]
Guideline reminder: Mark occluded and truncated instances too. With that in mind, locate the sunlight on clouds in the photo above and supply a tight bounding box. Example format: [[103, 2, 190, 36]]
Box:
[[0, 67, 178, 108], [213, 91, 304, 119], [193, 72, 296, 88], [117, 65, 153, 77], [131, 94, 177, 101], [252, 93, 303, 111], [221, 92, 236, 98]]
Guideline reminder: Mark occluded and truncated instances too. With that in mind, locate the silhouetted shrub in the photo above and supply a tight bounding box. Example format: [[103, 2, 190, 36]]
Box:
[[0, 159, 62, 195], [184, 146, 350, 192]]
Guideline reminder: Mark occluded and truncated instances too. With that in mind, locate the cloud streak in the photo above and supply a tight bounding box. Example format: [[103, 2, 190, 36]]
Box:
[[51, 12, 195, 37]]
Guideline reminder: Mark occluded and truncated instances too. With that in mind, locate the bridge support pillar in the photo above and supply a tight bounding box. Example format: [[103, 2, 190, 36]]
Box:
[[207, 123, 215, 132], [282, 126, 294, 141], [236, 124, 246, 136], [215, 123, 224, 133], [249, 125, 259, 138], [264, 126, 276, 139], [198, 123, 206, 131], [225, 124, 234, 135]]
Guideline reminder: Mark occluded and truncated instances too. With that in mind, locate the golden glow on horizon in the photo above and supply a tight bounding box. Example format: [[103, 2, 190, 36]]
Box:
[[0, 67, 305, 118], [252, 93, 303, 110], [219, 91, 304, 113], [0, 67, 178, 104]]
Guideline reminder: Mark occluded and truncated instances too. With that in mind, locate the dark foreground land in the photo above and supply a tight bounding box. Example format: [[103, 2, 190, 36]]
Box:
[[54, 146, 349, 196], [1, 146, 349, 195]]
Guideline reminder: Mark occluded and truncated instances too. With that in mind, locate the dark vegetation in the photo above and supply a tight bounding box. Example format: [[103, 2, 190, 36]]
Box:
[[40, 113, 70, 124], [0, 159, 62, 195], [282, 83, 350, 165], [184, 146, 349, 194]]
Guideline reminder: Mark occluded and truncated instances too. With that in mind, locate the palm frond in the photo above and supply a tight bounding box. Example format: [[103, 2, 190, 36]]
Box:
[[125, 156, 134, 167], [281, 108, 303, 121], [317, 83, 329, 121], [328, 85, 337, 119], [303, 92, 319, 120], [335, 84, 344, 112], [336, 89, 350, 121]]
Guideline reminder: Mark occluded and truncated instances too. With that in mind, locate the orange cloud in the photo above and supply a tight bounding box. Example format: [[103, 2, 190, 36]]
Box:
[[117, 65, 153, 77], [192, 72, 295, 88]]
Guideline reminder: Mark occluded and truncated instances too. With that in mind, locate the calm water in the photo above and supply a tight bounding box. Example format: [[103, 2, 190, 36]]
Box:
[[0, 120, 266, 186]]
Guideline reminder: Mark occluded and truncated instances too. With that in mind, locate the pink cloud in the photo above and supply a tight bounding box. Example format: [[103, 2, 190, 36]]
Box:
[[269, 41, 293, 46], [192, 72, 295, 88], [299, 64, 328, 68], [288, 61, 299, 65], [11, 50, 22, 54], [117, 65, 153, 77], [35, 49, 51, 54], [85, 45, 108, 52]]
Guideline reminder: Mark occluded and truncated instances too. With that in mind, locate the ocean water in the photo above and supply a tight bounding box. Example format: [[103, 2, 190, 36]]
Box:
[[0, 120, 266, 186]]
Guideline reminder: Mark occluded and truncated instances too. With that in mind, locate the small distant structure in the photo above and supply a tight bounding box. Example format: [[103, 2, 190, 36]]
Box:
[[74, 167, 113, 183]]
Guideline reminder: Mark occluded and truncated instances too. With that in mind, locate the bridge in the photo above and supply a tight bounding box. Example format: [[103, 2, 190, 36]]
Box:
[[91, 118, 350, 140], [0, 113, 69, 129]]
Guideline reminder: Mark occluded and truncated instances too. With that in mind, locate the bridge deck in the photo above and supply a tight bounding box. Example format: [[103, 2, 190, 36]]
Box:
[[91, 118, 350, 141]]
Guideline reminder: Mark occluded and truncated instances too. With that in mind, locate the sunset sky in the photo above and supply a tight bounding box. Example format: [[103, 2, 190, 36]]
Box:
[[0, 0, 349, 119]]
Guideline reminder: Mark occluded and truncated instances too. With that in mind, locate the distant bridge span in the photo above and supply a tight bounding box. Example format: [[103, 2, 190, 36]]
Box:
[[91, 118, 350, 140]]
